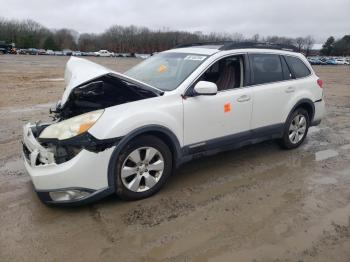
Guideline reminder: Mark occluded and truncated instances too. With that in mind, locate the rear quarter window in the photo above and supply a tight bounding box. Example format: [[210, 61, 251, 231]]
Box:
[[284, 56, 311, 79]]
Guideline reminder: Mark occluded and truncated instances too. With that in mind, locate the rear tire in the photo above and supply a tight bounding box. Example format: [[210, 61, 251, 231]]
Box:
[[280, 108, 310, 149], [115, 135, 172, 200]]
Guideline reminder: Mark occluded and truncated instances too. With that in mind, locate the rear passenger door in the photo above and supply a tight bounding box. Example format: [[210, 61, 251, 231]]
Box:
[[249, 53, 294, 131]]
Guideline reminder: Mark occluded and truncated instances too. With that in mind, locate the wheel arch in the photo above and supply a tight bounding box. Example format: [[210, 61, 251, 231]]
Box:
[[286, 98, 315, 124], [106, 125, 182, 192]]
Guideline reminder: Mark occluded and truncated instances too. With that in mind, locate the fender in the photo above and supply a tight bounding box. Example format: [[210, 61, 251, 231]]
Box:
[[106, 125, 182, 192], [284, 98, 315, 126]]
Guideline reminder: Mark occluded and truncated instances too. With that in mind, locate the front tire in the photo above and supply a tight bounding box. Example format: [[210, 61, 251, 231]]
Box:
[[280, 108, 310, 149], [115, 135, 172, 200]]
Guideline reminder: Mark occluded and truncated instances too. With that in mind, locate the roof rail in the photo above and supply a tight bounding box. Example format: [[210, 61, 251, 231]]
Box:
[[219, 42, 297, 52], [174, 41, 232, 49], [173, 41, 297, 52]]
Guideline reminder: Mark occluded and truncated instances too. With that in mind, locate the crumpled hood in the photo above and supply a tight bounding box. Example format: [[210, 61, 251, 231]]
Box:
[[58, 57, 163, 108]]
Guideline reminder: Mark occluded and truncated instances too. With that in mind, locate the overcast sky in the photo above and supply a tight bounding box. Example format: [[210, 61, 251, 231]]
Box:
[[1, 0, 349, 42]]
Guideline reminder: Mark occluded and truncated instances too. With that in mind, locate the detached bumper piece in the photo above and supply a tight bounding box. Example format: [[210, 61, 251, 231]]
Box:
[[22, 123, 116, 206], [22, 123, 55, 166]]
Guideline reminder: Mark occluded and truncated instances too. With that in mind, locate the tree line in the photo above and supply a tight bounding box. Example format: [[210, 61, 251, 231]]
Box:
[[1, 17, 348, 55], [320, 35, 350, 56]]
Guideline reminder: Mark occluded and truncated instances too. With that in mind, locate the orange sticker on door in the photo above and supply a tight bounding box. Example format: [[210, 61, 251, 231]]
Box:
[[224, 103, 231, 113]]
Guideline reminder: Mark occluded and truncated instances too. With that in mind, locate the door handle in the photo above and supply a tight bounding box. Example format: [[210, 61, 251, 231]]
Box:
[[237, 94, 251, 102], [285, 86, 295, 93]]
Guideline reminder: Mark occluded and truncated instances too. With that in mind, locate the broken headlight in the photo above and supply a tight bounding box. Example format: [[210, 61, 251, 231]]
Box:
[[39, 109, 104, 140]]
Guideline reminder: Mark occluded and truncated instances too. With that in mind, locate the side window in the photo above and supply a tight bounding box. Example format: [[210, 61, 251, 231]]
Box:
[[284, 56, 311, 78], [250, 54, 283, 85], [281, 56, 293, 80], [199, 55, 245, 91]]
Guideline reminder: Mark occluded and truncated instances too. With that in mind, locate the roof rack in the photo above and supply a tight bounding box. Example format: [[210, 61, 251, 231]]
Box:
[[219, 42, 297, 52], [174, 41, 232, 49], [174, 41, 297, 52]]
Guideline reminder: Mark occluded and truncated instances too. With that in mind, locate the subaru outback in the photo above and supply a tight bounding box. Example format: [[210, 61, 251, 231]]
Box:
[[22, 42, 325, 205]]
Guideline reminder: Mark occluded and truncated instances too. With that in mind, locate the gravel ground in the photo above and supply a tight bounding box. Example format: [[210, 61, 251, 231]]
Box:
[[0, 55, 350, 262]]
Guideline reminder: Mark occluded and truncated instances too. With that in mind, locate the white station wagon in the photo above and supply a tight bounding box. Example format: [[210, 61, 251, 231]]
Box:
[[22, 42, 325, 205]]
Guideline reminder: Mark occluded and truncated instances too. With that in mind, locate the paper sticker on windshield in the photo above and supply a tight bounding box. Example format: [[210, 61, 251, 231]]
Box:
[[157, 64, 167, 73], [184, 55, 206, 61]]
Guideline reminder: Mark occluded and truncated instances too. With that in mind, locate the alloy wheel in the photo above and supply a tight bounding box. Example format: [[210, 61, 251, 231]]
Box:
[[121, 147, 164, 192], [288, 114, 307, 144]]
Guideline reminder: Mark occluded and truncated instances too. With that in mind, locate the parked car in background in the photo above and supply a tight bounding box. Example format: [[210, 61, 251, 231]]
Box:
[[9, 48, 17, 54], [334, 58, 349, 65], [135, 53, 151, 59], [38, 49, 46, 55], [54, 51, 64, 56], [72, 51, 82, 56], [0, 41, 12, 54], [46, 50, 54, 55], [22, 42, 325, 205], [63, 49, 73, 56], [326, 58, 337, 65], [307, 57, 326, 65], [94, 50, 113, 57], [27, 48, 39, 55], [17, 49, 27, 55]]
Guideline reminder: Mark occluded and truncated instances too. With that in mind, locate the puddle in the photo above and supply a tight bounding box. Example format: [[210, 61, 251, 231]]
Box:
[[315, 149, 339, 161], [36, 78, 64, 82], [340, 144, 350, 150], [308, 126, 321, 134], [312, 176, 338, 185]]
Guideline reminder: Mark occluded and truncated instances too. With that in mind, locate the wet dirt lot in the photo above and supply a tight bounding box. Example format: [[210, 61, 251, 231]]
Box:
[[0, 55, 350, 262]]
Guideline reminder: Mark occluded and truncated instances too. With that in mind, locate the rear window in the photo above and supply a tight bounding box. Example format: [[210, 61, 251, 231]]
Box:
[[250, 54, 283, 85], [284, 56, 311, 78]]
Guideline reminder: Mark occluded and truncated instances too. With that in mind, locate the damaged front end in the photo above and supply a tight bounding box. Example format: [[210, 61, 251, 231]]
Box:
[[22, 122, 117, 204], [52, 56, 163, 120], [24, 57, 162, 164], [23, 122, 119, 165], [22, 57, 163, 204]]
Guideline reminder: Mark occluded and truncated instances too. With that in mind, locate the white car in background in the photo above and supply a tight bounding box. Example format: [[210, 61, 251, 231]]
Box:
[[94, 50, 113, 57], [22, 42, 325, 205], [72, 51, 82, 56], [46, 50, 54, 55], [135, 53, 151, 59], [335, 58, 349, 65]]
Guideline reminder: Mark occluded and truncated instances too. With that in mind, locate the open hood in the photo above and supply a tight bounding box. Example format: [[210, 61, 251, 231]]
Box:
[[59, 57, 163, 108], [53, 57, 164, 120]]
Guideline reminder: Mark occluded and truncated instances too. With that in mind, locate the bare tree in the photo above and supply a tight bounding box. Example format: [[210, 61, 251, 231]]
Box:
[[252, 33, 260, 42], [295, 37, 306, 52], [0, 16, 322, 56], [304, 35, 315, 56]]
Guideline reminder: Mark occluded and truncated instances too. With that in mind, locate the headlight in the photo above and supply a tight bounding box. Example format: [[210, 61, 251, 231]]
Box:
[[39, 110, 104, 140]]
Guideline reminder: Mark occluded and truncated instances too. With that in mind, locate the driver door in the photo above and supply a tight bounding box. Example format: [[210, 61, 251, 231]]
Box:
[[183, 55, 252, 148]]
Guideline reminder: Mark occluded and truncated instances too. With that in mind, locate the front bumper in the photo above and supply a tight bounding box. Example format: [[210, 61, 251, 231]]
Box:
[[22, 123, 115, 205]]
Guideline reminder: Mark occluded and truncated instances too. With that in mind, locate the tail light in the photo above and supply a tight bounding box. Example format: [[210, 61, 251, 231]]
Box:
[[317, 79, 323, 88]]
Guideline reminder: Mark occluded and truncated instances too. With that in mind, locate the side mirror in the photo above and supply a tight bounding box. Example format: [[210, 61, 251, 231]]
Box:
[[193, 81, 218, 96]]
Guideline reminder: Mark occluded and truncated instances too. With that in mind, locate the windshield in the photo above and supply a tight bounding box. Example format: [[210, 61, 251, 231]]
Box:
[[124, 52, 208, 91]]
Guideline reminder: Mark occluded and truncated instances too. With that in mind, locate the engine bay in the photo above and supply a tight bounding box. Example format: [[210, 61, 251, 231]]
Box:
[[52, 74, 158, 120]]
